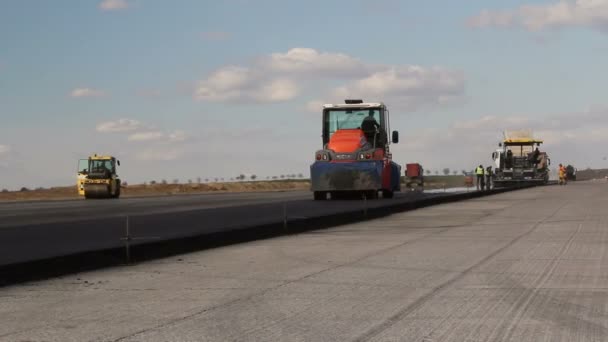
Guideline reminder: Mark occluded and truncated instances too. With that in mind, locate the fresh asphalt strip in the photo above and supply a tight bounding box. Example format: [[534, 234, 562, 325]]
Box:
[[0, 185, 540, 286]]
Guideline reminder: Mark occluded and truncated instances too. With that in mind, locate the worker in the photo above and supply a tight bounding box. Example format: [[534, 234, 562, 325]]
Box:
[[528, 147, 540, 167], [485, 166, 493, 190], [361, 112, 386, 148], [506, 149, 513, 168], [558, 163, 567, 185], [475, 164, 485, 190]]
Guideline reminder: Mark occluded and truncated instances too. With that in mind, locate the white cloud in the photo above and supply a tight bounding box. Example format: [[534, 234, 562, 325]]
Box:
[[96, 118, 142, 133], [194, 66, 299, 103], [201, 31, 232, 41], [261, 48, 371, 78], [194, 48, 465, 109], [99, 0, 129, 11], [251, 79, 299, 102], [70, 87, 106, 98], [127, 131, 165, 142], [333, 66, 465, 111], [97, 119, 190, 145], [0, 144, 10, 157], [168, 130, 189, 143], [467, 0, 608, 32]]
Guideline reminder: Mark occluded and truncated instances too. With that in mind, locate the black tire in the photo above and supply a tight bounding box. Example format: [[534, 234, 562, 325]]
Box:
[[363, 190, 378, 200], [313, 191, 326, 200], [112, 184, 121, 199], [383, 190, 394, 199]]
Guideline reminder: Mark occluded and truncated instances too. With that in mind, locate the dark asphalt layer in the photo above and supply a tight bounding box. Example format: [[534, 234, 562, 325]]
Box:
[[0, 190, 450, 266]]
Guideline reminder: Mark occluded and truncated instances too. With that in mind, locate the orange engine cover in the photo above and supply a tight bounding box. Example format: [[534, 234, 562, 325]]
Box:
[[327, 129, 367, 153]]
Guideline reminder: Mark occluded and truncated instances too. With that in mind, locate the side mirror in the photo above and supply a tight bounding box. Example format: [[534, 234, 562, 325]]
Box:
[[492, 152, 497, 159], [392, 131, 399, 144], [498, 142, 502, 147], [117, 160, 121, 166]]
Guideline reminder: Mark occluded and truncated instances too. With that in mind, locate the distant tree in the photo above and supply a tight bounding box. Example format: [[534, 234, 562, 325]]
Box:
[[298, 173, 304, 178], [214, 178, 219, 182], [461, 170, 467, 175], [266, 176, 270, 180], [197, 177, 201, 184], [280, 175, 285, 179], [453, 170, 458, 175], [143, 181, 147, 186], [188, 179, 192, 184], [1, 189, 8, 193], [272, 176, 278, 180], [238, 174, 246, 181], [230, 177, 234, 181], [150, 180, 157, 185], [20, 187, 29, 192], [251, 174, 257, 181], [172, 179, 179, 184], [161, 179, 168, 185], [425, 169, 431, 175], [205, 178, 209, 183], [434, 170, 439, 175], [443, 168, 450, 175]]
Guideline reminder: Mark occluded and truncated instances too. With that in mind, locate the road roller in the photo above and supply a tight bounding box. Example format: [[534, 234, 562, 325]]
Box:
[[77, 154, 121, 199]]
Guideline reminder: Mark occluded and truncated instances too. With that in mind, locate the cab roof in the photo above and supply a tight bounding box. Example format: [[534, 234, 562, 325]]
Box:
[[503, 138, 544, 145], [323, 99, 385, 108], [89, 155, 115, 160], [323, 102, 385, 109]]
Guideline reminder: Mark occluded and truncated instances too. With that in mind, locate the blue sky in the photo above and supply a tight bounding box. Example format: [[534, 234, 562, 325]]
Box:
[[2, 0, 608, 189]]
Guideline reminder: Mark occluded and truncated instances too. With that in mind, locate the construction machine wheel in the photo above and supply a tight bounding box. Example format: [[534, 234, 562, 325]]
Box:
[[363, 190, 378, 200], [84, 184, 112, 199], [313, 191, 327, 201], [112, 184, 121, 199]]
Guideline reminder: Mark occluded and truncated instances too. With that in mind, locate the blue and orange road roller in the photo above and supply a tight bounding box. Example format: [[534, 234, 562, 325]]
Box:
[[310, 99, 401, 200]]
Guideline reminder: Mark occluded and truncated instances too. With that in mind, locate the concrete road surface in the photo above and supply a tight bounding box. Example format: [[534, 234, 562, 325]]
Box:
[[2, 182, 607, 342]]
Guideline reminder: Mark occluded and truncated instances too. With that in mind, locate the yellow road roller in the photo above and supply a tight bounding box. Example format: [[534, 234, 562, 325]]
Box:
[[77, 155, 121, 199]]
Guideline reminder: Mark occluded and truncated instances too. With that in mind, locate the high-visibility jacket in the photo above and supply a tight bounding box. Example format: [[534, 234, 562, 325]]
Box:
[[475, 167, 484, 175]]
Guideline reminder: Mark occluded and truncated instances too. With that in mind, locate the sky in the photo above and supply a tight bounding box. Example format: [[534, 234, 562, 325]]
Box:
[[2, 0, 608, 189]]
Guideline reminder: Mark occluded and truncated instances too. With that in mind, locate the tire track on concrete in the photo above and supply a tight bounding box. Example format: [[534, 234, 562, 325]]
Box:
[[110, 216, 465, 342], [492, 221, 584, 342], [353, 200, 569, 342], [418, 254, 541, 341]]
